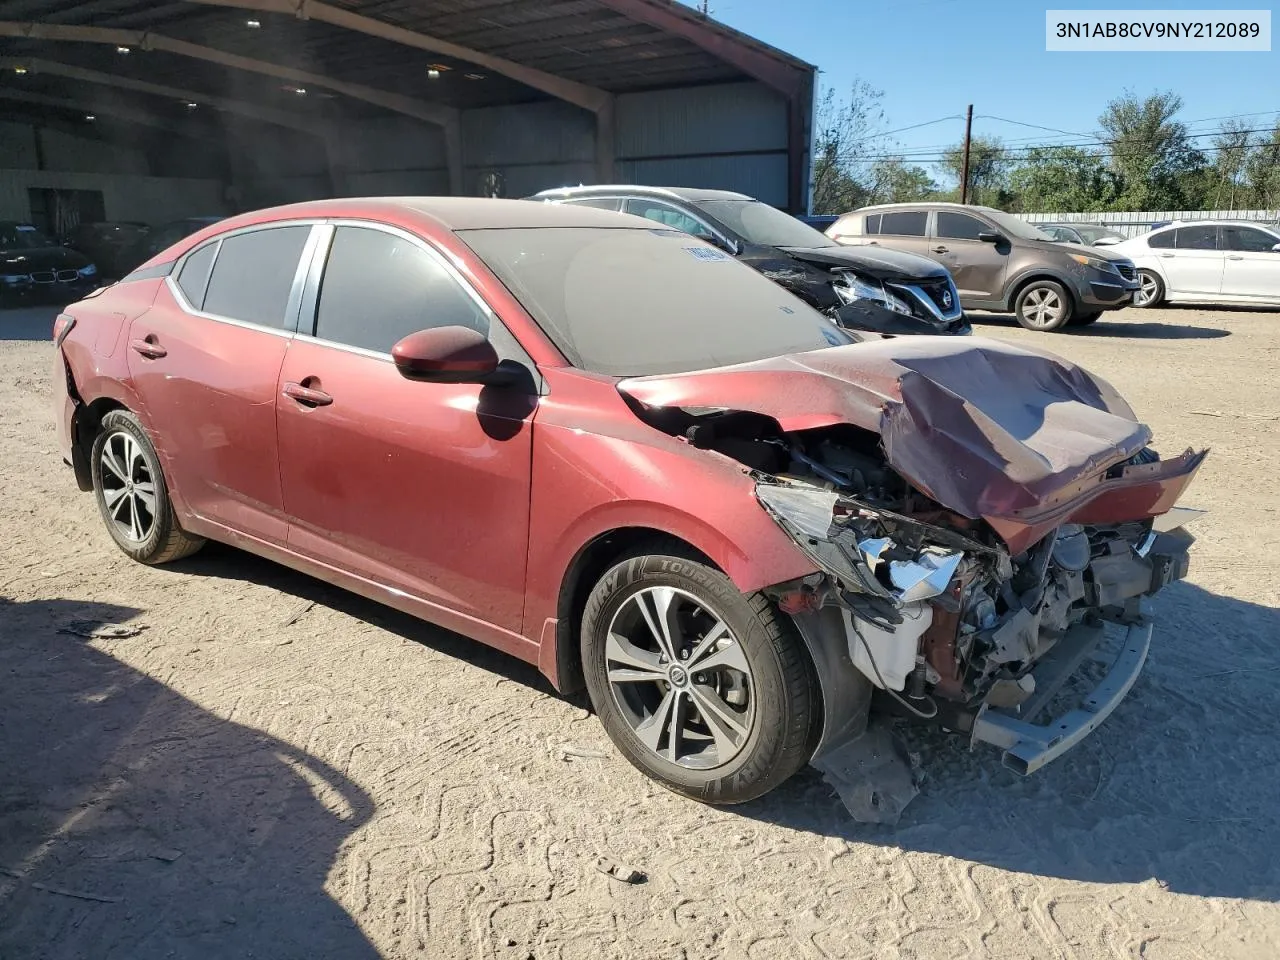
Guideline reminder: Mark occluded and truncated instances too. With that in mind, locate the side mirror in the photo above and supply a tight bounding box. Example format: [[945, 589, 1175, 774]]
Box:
[[392, 326, 501, 384], [977, 231, 1004, 244]]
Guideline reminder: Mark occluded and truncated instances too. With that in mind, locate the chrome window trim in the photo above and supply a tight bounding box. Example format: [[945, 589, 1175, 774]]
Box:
[[164, 219, 327, 338]]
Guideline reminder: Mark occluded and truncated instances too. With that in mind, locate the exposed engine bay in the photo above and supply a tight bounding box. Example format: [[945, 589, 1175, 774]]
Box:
[[632, 399, 1202, 776]]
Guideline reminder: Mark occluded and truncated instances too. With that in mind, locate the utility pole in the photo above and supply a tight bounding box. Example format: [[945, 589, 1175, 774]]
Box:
[[960, 104, 973, 205]]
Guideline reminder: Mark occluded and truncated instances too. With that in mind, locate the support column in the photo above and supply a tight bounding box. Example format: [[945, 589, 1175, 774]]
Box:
[[444, 115, 464, 195], [595, 96, 615, 183]]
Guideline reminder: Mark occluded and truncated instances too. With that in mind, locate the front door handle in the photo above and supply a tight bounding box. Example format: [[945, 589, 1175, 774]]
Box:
[[1227, 254, 1244, 260], [129, 336, 167, 359], [283, 381, 333, 407], [866, 240, 879, 245], [932, 245, 949, 254], [1159, 253, 1175, 258]]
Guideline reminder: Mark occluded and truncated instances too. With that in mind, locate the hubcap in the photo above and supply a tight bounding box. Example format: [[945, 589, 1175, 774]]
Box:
[[605, 586, 754, 770], [99, 432, 157, 543], [1023, 288, 1065, 328]]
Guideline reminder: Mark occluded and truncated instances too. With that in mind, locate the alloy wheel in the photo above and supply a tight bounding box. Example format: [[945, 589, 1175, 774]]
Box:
[[605, 586, 755, 770], [1137, 273, 1160, 306], [98, 431, 157, 543], [1022, 287, 1066, 328]]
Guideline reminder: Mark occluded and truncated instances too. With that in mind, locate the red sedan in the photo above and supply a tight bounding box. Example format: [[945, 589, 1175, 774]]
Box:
[[53, 198, 1205, 805]]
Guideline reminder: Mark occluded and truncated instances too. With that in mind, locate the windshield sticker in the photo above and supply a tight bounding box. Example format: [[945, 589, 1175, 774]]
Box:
[[682, 245, 730, 262]]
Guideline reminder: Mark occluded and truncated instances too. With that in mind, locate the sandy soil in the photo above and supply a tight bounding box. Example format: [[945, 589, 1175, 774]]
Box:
[[1, 303, 1278, 960]]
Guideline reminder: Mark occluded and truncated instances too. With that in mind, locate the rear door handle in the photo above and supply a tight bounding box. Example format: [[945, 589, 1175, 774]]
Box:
[[932, 245, 949, 254], [1227, 254, 1244, 260], [283, 381, 333, 407], [866, 240, 879, 245], [129, 336, 167, 359], [1159, 253, 1176, 258]]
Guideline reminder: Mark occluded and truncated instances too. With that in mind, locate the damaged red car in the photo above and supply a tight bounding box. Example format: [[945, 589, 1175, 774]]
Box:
[[53, 198, 1206, 805]]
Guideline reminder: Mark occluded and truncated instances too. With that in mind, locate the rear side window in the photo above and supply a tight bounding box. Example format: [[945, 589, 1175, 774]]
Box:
[[878, 211, 927, 237], [936, 212, 988, 241], [1147, 230, 1174, 249], [176, 243, 217, 307], [561, 197, 621, 212], [313, 226, 489, 354], [1174, 225, 1218, 250], [203, 226, 311, 329]]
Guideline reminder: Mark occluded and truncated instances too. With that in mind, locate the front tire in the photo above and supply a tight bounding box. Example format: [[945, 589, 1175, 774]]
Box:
[[1014, 280, 1073, 332], [580, 548, 817, 805], [1134, 269, 1165, 308], [90, 410, 205, 565]]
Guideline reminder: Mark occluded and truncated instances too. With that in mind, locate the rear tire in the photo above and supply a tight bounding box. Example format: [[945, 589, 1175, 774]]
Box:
[[1014, 280, 1073, 332], [1134, 269, 1165, 308], [580, 546, 817, 805], [1069, 310, 1103, 326], [90, 410, 205, 565]]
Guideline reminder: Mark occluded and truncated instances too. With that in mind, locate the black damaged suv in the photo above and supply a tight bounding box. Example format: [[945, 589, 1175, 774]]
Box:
[[531, 186, 969, 336]]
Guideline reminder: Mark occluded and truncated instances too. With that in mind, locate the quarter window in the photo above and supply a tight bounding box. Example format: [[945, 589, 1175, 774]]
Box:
[[863, 213, 881, 235], [936, 212, 989, 241], [562, 197, 622, 212], [313, 226, 489, 354], [877, 211, 928, 237], [202, 226, 311, 329], [1174, 225, 1219, 250], [1222, 226, 1279, 252], [623, 199, 711, 238], [176, 243, 218, 308], [1147, 230, 1175, 249]]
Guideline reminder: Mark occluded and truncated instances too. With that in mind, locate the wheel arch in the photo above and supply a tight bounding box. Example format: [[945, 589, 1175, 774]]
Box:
[[1002, 269, 1078, 312]]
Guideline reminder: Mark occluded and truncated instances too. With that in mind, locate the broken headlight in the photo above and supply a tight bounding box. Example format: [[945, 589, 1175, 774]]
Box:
[[756, 483, 963, 613], [831, 272, 913, 316]]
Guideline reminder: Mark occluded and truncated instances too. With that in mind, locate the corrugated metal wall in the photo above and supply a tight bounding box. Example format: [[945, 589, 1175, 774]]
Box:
[[461, 99, 596, 198], [1021, 209, 1280, 238], [0, 168, 226, 223]]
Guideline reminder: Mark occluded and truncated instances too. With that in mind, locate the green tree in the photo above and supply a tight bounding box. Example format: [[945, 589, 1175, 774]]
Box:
[[1007, 146, 1118, 212], [1097, 90, 1205, 209], [1243, 122, 1280, 210], [939, 135, 1010, 207], [810, 80, 888, 214], [1203, 119, 1256, 209], [866, 157, 938, 203]]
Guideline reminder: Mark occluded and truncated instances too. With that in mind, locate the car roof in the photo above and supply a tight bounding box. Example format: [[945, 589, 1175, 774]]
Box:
[[531, 184, 755, 203], [186, 197, 662, 235], [852, 201, 1004, 214], [1152, 218, 1277, 229]]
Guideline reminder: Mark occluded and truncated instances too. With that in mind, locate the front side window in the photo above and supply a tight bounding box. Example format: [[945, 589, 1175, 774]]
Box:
[[936, 212, 989, 241], [201, 225, 311, 328], [177, 243, 218, 307], [313, 226, 488, 354], [878, 211, 928, 237], [459, 226, 857, 377], [1174, 225, 1219, 250], [1222, 225, 1280, 252], [623, 199, 711, 239]]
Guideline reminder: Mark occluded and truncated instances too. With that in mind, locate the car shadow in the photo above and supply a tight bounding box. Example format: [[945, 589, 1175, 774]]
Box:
[[0, 305, 60, 341], [0, 595, 380, 959], [968, 311, 1232, 340], [169, 542, 557, 696], [734, 581, 1280, 903]]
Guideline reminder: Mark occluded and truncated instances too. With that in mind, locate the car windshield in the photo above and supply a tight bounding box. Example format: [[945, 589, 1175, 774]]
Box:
[[976, 208, 1055, 241], [1076, 225, 1124, 244], [459, 226, 858, 377], [693, 199, 840, 249], [0, 223, 55, 250]]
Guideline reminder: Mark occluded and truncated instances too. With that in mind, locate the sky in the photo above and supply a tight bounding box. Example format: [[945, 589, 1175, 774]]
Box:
[[693, 0, 1278, 179]]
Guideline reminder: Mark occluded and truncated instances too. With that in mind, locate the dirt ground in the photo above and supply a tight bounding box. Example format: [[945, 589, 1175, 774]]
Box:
[[1, 302, 1278, 960]]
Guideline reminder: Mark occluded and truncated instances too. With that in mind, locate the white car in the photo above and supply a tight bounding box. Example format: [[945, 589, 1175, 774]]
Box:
[[1109, 220, 1280, 308]]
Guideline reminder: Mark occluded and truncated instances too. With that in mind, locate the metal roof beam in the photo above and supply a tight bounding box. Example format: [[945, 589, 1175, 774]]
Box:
[[182, 0, 612, 114], [0, 20, 458, 128], [0, 56, 320, 133], [591, 0, 807, 98], [0, 89, 223, 140]]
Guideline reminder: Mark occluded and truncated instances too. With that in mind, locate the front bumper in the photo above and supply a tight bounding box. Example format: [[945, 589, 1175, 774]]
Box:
[[970, 616, 1151, 774], [1081, 276, 1140, 308]]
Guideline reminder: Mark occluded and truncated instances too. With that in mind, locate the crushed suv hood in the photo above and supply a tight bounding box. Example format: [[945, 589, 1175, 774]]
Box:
[[617, 337, 1203, 539], [778, 244, 949, 281]]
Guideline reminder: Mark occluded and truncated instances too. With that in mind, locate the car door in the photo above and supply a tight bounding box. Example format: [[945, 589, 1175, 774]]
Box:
[[932, 210, 1009, 300], [1220, 225, 1280, 302], [1161, 225, 1225, 297], [275, 223, 537, 634], [865, 209, 935, 260], [127, 223, 318, 545]]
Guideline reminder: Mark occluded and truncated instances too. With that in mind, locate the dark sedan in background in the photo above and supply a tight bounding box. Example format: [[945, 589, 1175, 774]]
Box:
[[532, 186, 969, 336], [1, 221, 99, 306], [62, 221, 152, 280]]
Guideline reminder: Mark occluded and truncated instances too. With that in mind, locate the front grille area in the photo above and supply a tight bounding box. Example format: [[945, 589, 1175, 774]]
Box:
[[56, 269, 79, 282], [31, 270, 56, 284], [913, 277, 960, 315], [1115, 263, 1136, 281]]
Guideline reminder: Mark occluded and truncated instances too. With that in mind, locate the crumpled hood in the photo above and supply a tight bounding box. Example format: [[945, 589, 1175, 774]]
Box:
[[777, 244, 950, 281], [618, 336, 1152, 522]]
